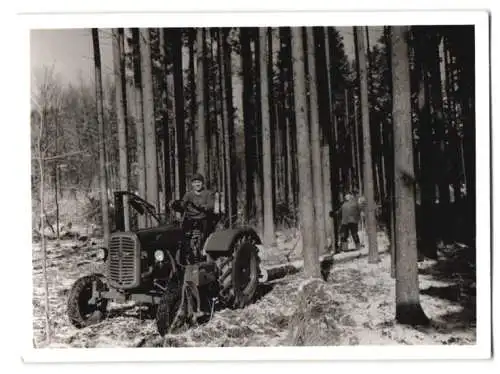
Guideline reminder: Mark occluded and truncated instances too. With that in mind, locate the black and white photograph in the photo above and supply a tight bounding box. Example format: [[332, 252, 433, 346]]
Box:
[[21, 8, 491, 362]]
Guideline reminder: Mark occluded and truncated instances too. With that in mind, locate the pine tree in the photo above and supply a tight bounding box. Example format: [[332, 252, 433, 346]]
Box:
[[139, 28, 159, 215], [291, 27, 320, 279], [391, 26, 430, 325], [354, 26, 378, 263], [112, 28, 130, 230], [306, 27, 326, 255], [92, 28, 110, 243], [131, 28, 147, 227], [196, 28, 208, 177], [259, 27, 275, 246]]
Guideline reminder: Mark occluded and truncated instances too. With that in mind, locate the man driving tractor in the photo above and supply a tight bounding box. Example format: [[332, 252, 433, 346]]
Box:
[[173, 173, 215, 262]]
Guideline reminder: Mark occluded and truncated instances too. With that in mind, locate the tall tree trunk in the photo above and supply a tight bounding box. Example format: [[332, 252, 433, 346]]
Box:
[[166, 59, 177, 203], [139, 28, 159, 216], [54, 111, 60, 242], [92, 28, 110, 243], [353, 94, 363, 192], [285, 87, 295, 212], [196, 28, 208, 177], [112, 28, 130, 230], [131, 29, 147, 227], [323, 27, 340, 243], [291, 27, 320, 279], [212, 30, 224, 199], [346, 88, 358, 192], [391, 26, 429, 325], [270, 29, 280, 215], [366, 26, 382, 202], [320, 26, 335, 249], [253, 29, 264, 232], [173, 29, 186, 198], [354, 26, 378, 263], [280, 27, 295, 213], [222, 28, 237, 225], [218, 28, 231, 224], [433, 36, 450, 242], [415, 28, 437, 259], [381, 26, 396, 277], [37, 108, 51, 345], [189, 30, 197, 176], [259, 27, 275, 247], [158, 30, 171, 213], [241, 28, 253, 223], [124, 31, 137, 189], [306, 27, 326, 255]]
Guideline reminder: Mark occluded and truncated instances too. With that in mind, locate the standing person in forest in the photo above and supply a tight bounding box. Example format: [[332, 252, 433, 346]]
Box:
[[338, 192, 363, 252]]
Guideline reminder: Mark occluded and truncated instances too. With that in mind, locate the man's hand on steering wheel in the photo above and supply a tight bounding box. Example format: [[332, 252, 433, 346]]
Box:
[[187, 200, 206, 213]]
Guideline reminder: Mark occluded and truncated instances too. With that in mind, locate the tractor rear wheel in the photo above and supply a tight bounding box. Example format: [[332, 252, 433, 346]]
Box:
[[218, 235, 260, 309], [67, 274, 108, 328]]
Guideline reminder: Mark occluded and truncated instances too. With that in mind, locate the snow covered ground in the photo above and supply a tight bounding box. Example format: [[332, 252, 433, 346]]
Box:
[[32, 232, 475, 348]]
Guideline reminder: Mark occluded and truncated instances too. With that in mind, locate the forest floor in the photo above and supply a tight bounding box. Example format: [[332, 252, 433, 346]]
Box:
[[32, 229, 476, 348]]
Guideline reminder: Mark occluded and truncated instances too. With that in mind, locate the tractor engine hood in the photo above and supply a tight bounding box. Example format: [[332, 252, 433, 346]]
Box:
[[135, 225, 184, 251]]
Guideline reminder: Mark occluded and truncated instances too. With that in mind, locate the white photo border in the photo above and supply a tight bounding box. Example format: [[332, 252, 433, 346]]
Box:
[[19, 9, 491, 363]]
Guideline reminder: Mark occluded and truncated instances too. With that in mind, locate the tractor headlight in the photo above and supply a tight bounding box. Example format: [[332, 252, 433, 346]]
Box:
[[97, 248, 108, 261], [154, 250, 165, 262]]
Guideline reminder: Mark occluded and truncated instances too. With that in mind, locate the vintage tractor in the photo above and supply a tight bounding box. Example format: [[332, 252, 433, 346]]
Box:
[[67, 191, 262, 336]]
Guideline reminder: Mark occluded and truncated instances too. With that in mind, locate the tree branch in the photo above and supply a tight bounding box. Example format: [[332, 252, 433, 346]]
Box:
[[32, 151, 91, 162]]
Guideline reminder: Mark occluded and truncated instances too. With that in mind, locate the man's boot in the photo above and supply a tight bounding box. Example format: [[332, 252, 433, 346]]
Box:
[[341, 241, 348, 252]]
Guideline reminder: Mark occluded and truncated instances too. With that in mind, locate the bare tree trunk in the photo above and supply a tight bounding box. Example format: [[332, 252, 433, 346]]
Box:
[[173, 30, 186, 198], [53, 111, 60, 243], [139, 28, 159, 214], [92, 28, 110, 243], [259, 27, 275, 247], [158, 29, 172, 213], [189, 30, 197, 176], [323, 27, 340, 243], [131, 29, 147, 227], [353, 95, 363, 193], [391, 26, 429, 325], [279, 28, 295, 214], [346, 89, 359, 194], [219, 28, 234, 226], [291, 27, 320, 279], [196, 28, 207, 177], [113, 28, 130, 230], [225, 29, 238, 224], [285, 95, 294, 211], [354, 26, 378, 263], [322, 144, 333, 249], [305, 27, 326, 255], [321, 26, 335, 249], [213, 31, 224, 198], [253, 30, 264, 232], [37, 108, 51, 345], [240, 28, 253, 223]]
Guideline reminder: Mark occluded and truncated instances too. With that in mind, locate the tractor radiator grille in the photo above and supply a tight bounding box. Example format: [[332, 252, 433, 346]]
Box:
[[107, 234, 140, 289]]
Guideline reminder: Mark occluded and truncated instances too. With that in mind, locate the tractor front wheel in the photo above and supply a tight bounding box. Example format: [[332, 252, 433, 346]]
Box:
[[67, 274, 109, 328], [218, 235, 260, 309], [156, 283, 183, 337]]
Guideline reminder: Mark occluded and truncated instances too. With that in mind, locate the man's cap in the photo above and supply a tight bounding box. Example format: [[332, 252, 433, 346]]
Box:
[[191, 173, 205, 183]]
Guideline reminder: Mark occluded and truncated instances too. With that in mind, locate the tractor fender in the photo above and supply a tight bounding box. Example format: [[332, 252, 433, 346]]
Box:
[[203, 227, 262, 256]]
